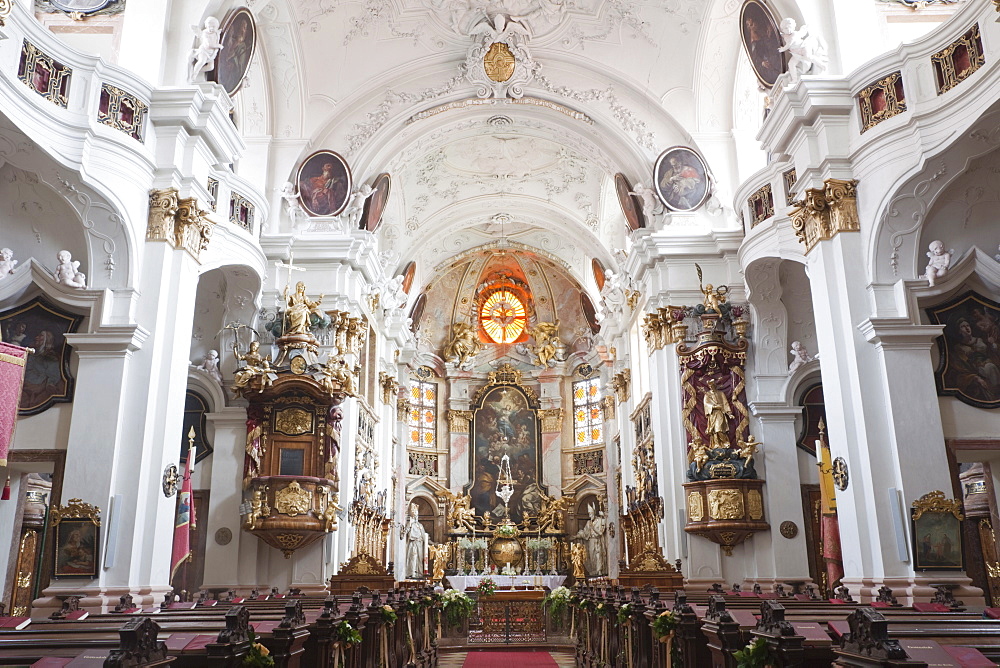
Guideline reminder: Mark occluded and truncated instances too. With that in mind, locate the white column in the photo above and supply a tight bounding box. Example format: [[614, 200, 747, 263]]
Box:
[[201, 408, 248, 591]]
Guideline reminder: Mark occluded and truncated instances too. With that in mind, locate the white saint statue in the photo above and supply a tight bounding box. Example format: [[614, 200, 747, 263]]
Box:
[[573, 504, 607, 577], [403, 502, 427, 580]]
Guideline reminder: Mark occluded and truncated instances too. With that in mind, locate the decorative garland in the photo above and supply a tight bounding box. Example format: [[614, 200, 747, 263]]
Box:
[[241, 629, 275, 667], [616, 603, 632, 625], [381, 605, 398, 624]]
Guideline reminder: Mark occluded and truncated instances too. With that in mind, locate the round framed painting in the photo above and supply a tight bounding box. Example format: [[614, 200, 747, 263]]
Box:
[[592, 258, 607, 292], [740, 0, 785, 88], [361, 172, 391, 232], [614, 172, 645, 232], [296, 150, 352, 218], [408, 293, 427, 333], [211, 7, 257, 96], [653, 146, 712, 213]]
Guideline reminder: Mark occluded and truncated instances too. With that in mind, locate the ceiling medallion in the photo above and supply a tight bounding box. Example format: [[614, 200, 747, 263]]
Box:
[[484, 43, 516, 83]]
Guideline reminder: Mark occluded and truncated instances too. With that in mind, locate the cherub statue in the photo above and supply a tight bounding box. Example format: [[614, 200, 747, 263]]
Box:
[[197, 349, 224, 385], [736, 435, 761, 468], [923, 240, 954, 287], [248, 488, 268, 530], [189, 16, 223, 82], [700, 283, 728, 314], [629, 182, 664, 220], [788, 340, 816, 373], [690, 436, 709, 473], [280, 182, 303, 224], [319, 359, 356, 396], [233, 341, 273, 391], [443, 321, 480, 368], [778, 18, 827, 83], [429, 543, 450, 582], [529, 321, 566, 368], [0, 248, 17, 280], [381, 275, 408, 313], [53, 250, 87, 289], [342, 184, 374, 230]]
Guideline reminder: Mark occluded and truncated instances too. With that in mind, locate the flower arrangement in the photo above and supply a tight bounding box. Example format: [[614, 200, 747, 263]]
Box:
[[617, 603, 632, 625], [543, 586, 571, 618], [652, 610, 677, 640], [381, 605, 398, 624], [527, 537, 553, 550], [335, 620, 362, 648], [494, 522, 519, 538], [477, 578, 497, 597], [242, 629, 274, 667], [458, 537, 472, 549], [440, 588, 475, 627], [733, 637, 772, 668], [594, 602, 611, 617]]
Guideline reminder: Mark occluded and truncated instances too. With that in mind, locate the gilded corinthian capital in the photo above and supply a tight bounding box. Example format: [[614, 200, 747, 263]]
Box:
[[146, 188, 214, 262], [788, 178, 859, 254]]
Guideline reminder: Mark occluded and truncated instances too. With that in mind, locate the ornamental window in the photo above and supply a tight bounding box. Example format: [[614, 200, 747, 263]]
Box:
[[480, 289, 527, 344], [407, 380, 437, 448], [573, 377, 603, 447]]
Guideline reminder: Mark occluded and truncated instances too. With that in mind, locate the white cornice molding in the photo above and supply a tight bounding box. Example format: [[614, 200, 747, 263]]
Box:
[[857, 318, 943, 350]]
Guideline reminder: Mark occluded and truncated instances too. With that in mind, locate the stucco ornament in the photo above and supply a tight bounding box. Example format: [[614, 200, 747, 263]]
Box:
[[465, 14, 538, 99], [53, 250, 87, 289], [778, 18, 827, 83]]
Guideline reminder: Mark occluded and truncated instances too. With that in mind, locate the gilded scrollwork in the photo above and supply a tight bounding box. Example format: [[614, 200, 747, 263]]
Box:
[[911, 490, 964, 521], [687, 491, 704, 522], [50, 498, 101, 527], [707, 489, 744, 521], [274, 481, 312, 517]]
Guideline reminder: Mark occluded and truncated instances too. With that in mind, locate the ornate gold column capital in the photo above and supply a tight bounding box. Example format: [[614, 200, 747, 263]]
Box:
[[396, 396, 410, 422], [146, 189, 214, 262], [147, 188, 179, 245], [538, 408, 564, 433], [601, 395, 616, 421], [611, 369, 631, 404], [378, 372, 399, 405], [789, 178, 859, 254], [446, 409, 473, 433]]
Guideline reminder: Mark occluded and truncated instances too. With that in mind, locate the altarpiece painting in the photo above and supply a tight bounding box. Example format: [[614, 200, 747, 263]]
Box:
[[927, 290, 1000, 409], [469, 382, 542, 524]]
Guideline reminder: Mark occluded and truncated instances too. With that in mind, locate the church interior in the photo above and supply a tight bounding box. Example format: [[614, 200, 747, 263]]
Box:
[[1, 0, 1000, 665]]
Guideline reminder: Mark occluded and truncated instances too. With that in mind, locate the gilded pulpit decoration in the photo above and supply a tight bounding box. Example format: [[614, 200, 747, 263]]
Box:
[[447, 409, 473, 433], [789, 177, 860, 253], [145, 189, 214, 261], [679, 269, 768, 555], [274, 408, 313, 436], [858, 71, 906, 133], [484, 42, 515, 82], [275, 481, 311, 516]]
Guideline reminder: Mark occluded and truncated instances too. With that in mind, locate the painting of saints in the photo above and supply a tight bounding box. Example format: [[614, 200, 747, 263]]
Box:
[[297, 151, 352, 217], [470, 386, 540, 523], [654, 147, 710, 212], [55, 522, 98, 577], [928, 292, 1000, 409], [740, 0, 785, 87], [212, 8, 257, 96]]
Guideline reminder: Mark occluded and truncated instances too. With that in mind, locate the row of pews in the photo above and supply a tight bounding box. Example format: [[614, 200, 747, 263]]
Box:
[[573, 583, 1000, 667], [0, 585, 440, 667]]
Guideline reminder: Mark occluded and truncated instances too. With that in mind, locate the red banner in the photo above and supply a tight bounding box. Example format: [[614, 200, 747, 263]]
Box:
[[170, 446, 196, 581], [0, 342, 29, 467]]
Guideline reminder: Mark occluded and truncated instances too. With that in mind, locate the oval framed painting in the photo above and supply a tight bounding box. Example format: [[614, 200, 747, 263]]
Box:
[[408, 293, 427, 333], [296, 150, 352, 218], [211, 7, 257, 96], [361, 172, 391, 232], [740, 0, 785, 88], [653, 146, 712, 213], [592, 258, 607, 292], [614, 172, 645, 232], [581, 292, 600, 334], [399, 261, 416, 295]]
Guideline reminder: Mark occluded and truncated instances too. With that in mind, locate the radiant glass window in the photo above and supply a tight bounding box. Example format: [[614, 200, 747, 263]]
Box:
[[573, 377, 603, 447], [407, 381, 437, 448], [480, 289, 527, 344]]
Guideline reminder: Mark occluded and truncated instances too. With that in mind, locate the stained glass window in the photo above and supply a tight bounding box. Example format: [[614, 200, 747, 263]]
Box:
[[573, 377, 603, 447], [480, 289, 527, 344], [407, 380, 437, 448]]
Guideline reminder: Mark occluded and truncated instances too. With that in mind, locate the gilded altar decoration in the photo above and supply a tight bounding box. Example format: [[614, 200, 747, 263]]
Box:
[[484, 42, 515, 82], [430, 543, 450, 581], [145, 188, 214, 261], [539, 408, 563, 433], [528, 321, 567, 368], [17, 41, 72, 108], [440, 489, 477, 532], [570, 542, 586, 579], [687, 491, 704, 522], [858, 71, 906, 133], [275, 481, 312, 516], [274, 408, 313, 436], [708, 489, 744, 520], [443, 321, 481, 368], [932, 24, 984, 95]]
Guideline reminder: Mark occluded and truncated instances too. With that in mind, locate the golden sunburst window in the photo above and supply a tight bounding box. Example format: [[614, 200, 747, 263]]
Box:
[[480, 289, 527, 344]]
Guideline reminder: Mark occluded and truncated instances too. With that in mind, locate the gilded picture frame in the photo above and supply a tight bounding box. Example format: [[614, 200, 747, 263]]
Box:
[[296, 150, 353, 218], [51, 499, 101, 579], [653, 146, 712, 213], [910, 492, 964, 572]]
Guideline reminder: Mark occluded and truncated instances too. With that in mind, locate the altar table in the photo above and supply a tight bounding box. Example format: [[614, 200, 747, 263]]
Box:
[[446, 574, 566, 591]]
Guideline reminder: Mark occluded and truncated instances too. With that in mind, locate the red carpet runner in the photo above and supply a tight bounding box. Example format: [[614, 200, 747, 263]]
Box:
[[461, 651, 559, 668]]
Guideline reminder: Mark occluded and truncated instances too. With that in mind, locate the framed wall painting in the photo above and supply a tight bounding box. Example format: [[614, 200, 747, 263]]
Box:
[[592, 258, 606, 292], [910, 491, 964, 571], [361, 173, 391, 232], [614, 172, 645, 232], [399, 261, 416, 295], [739, 0, 785, 87], [0, 297, 83, 416], [210, 7, 257, 96], [926, 290, 1000, 409], [653, 146, 711, 212], [51, 499, 101, 579], [296, 150, 352, 218]]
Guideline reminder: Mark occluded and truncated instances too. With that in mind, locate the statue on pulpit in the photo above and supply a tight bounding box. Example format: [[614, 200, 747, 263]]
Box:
[[703, 379, 733, 448], [573, 504, 608, 577], [403, 502, 427, 580], [284, 281, 325, 336]]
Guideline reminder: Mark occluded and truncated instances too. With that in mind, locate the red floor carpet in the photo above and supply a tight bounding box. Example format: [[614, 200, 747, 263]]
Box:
[[461, 651, 559, 668]]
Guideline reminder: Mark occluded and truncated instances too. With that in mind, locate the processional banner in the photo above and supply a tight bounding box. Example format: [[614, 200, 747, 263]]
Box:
[[0, 342, 29, 466]]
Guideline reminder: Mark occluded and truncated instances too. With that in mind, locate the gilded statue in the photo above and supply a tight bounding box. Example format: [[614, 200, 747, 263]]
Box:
[[443, 321, 480, 368], [703, 379, 733, 448], [248, 488, 269, 530], [537, 492, 572, 533], [319, 360, 356, 396], [695, 263, 728, 314], [444, 491, 476, 532], [323, 492, 342, 532], [529, 321, 566, 368], [233, 341, 273, 392], [570, 542, 587, 579], [429, 543, 450, 582], [736, 435, 760, 467], [690, 436, 709, 472], [283, 281, 325, 336]]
